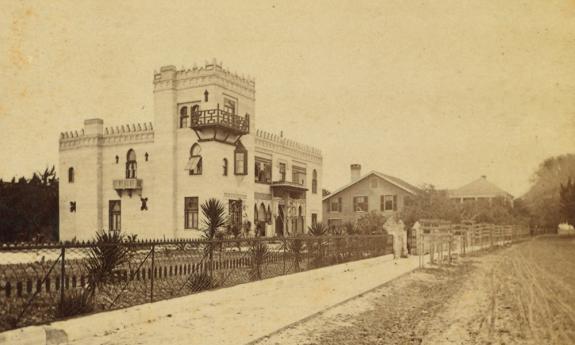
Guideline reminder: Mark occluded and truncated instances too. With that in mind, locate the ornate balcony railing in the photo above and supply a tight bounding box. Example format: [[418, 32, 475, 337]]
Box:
[[113, 178, 143, 190], [271, 180, 308, 192], [190, 109, 249, 134]]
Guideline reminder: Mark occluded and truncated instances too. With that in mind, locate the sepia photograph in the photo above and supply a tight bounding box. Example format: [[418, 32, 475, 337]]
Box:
[[0, 0, 574, 344]]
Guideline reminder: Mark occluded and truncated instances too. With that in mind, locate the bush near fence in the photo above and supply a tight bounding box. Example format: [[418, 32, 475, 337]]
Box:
[[0, 234, 392, 332]]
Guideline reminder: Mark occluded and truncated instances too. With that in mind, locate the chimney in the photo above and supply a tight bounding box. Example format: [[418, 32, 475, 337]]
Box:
[[350, 164, 362, 183], [84, 118, 104, 136]]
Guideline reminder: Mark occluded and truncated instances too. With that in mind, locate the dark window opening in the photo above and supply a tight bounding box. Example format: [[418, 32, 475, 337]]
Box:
[[187, 144, 202, 175], [255, 158, 272, 184], [184, 197, 199, 229], [68, 167, 74, 183], [109, 200, 121, 233], [234, 141, 247, 175], [312, 169, 318, 194], [126, 149, 137, 178], [179, 106, 188, 128]]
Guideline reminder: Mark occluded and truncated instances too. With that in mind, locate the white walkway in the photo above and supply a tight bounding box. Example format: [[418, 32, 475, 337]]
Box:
[[1, 254, 422, 345]]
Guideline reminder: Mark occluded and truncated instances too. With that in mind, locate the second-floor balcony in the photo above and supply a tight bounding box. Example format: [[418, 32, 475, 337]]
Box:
[[190, 109, 250, 135], [113, 178, 143, 196], [270, 180, 308, 193]]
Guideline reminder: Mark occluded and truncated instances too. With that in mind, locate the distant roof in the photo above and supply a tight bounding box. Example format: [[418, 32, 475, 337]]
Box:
[[449, 176, 513, 198], [323, 171, 421, 201]]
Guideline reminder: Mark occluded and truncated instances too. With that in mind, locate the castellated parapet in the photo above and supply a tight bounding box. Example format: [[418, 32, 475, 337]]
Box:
[[153, 58, 256, 100], [59, 119, 154, 151], [255, 129, 323, 164]]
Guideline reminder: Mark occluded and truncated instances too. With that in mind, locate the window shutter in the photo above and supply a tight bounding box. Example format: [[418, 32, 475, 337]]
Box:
[[393, 195, 397, 211], [338, 197, 342, 212]]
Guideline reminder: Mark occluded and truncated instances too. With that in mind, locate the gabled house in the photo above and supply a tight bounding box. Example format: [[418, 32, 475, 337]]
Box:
[[449, 175, 514, 206], [322, 164, 420, 229]]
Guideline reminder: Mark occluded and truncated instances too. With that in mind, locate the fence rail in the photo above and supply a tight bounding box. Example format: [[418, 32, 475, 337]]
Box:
[[0, 234, 392, 332], [412, 221, 531, 267]]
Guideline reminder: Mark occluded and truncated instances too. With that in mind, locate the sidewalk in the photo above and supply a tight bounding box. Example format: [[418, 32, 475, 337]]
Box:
[[1, 254, 422, 345]]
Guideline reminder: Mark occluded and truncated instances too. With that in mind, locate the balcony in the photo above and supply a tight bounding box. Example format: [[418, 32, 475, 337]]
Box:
[[113, 178, 142, 196], [270, 180, 308, 193], [190, 109, 249, 144]]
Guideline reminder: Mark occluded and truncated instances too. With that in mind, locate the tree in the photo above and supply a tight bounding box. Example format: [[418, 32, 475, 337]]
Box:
[[559, 178, 575, 225], [0, 166, 59, 242], [356, 211, 387, 234], [400, 185, 461, 230], [522, 154, 575, 227]]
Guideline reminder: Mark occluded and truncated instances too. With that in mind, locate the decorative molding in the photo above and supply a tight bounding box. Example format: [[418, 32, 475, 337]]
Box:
[[255, 192, 272, 201], [59, 122, 154, 151], [255, 129, 322, 164]]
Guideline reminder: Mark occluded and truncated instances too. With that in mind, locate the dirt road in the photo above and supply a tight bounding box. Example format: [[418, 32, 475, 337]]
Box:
[[255, 236, 575, 345]]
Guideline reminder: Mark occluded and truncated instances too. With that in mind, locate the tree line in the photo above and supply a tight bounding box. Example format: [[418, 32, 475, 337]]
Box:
[[0, 166, 59, 242]]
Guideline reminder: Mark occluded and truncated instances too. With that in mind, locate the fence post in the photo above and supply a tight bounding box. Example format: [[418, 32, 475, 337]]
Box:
[[282, 238, 287, 275], [59, 245, 66, 310], [150, 245, 155, 303]]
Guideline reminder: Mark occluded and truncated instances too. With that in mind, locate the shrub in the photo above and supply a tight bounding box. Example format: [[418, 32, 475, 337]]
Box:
[[186, 272, 218, 293], [56, 289, 94, 318]]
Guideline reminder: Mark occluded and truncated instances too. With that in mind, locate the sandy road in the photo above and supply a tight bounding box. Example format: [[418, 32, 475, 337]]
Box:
[[257, 236, 575, 345]]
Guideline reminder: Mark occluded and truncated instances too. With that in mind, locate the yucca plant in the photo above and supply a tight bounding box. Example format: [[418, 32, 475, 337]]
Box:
[[288, 238, 305, 272], [201, 198, 227, 265], [307, 222, 328, 268], [85, 231, 129, 289], [56, 289, 94, 318], [248, 240, 269, 281], [308, 222, 328, 236]]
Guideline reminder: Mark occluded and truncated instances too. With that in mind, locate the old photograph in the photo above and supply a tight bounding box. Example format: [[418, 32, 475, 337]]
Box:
[[0, 0, 574, 344]]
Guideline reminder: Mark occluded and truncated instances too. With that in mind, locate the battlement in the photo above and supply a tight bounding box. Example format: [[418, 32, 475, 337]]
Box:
[[59, 120, 155, 151], [256, 129, 322, 162], [153, 58, 256, 95], [104, 122, 154, 135]]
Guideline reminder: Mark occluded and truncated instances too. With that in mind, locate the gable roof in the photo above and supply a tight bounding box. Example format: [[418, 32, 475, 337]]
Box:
[[449, 176, 513, 198], [323, 171, 421, 201]]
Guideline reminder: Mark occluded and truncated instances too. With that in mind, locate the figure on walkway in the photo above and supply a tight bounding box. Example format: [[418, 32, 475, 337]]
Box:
[[384, 215, 408, 259]]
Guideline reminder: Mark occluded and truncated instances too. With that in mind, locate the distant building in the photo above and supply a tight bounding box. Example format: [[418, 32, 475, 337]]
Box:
[[59, 60, 322, 241], [449, 175, 513, 206], [322, 164, 420, 229]]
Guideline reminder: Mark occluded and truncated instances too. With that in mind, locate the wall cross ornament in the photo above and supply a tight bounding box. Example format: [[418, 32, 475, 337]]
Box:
[[140, 197, 148, 211], [69, 201, 76, 213]]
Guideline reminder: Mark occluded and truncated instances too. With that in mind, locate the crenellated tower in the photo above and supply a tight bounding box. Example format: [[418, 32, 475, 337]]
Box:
[[152, 59, 256, 236]]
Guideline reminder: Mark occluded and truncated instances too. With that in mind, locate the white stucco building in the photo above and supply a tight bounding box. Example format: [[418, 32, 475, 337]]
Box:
[[59, 60, 323, 241]]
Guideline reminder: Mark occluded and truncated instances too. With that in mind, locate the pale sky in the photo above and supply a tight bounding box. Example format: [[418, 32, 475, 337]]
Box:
[[0, 0, 574, 196]]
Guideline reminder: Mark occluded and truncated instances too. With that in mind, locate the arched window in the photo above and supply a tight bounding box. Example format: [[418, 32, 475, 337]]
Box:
[[234, 141, 247, 175], [191, 104, 200, 115], [126, 149, 137, 178], [187, 143, 202, 175], [223, 158, 228, 176], [312, 169, 318, 194], [68, 167, 74, 183], [179, 106, 188, 128]]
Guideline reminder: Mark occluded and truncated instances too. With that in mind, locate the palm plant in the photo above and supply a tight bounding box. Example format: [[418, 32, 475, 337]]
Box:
[[288, 238, 305, 272], [308, 222, 328, 236], [307, 222, 328, 268], [248, 240, 269, 281], [201, 198, 227, 263], [85, 231, 129, 290]]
